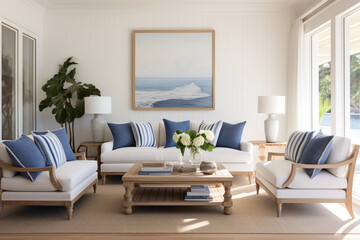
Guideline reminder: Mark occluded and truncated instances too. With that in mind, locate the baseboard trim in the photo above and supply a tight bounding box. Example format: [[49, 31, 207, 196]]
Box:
[[0, 233, 360, 240]]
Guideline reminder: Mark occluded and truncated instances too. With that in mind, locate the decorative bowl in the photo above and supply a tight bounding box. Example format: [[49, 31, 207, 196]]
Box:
[[200, 161, 217, 175]]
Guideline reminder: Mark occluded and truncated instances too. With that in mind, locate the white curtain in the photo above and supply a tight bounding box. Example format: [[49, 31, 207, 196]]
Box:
[[286, 18, 312, 137]]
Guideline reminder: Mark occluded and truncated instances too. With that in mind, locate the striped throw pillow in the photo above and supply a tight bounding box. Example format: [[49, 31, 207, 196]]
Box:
[[198, 120, 223, 145], [284, 130, 314, 163], [33, 131, 67, 168], [130, 122, 157, 147]]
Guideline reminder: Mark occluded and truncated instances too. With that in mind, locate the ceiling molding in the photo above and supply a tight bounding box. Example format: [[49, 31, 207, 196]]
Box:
[[29, 0, 296, 14], [24, 0, 47, 13]]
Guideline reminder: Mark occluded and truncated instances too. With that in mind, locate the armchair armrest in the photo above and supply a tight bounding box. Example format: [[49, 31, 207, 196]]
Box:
[[268, 152, 285, 161], [240, 142, 253, 152], [0, 161, 63, 191], [101, 141, 113, 154], [282, 157, 355, 188], [74, 152, 86, 160]]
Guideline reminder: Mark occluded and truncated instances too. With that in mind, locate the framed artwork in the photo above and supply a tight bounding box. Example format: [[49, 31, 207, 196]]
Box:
[[132, 30, 215, 110]]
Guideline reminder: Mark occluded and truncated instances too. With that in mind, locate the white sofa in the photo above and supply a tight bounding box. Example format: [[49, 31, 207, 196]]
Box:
[[101, 121, 254, 184], [0, 142, 98, 220]]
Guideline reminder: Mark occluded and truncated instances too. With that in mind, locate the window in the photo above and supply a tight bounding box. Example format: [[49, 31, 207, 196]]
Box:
[[311, 26, 332, 134], [345, 9, 360, 144], [22, 34, 36, 135], [1, 23, 18, 140]]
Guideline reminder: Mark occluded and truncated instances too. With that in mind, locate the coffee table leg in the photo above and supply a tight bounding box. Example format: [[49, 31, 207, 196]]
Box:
[[124, 182, 134, 215], [223, 182, 233, 215]]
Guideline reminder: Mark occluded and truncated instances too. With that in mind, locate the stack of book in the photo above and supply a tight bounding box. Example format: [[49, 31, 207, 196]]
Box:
[[185, 185, 213, 201], [138, 164, 173, 175]]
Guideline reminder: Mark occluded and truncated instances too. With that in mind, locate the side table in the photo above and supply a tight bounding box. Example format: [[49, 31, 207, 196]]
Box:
[[249, 140, 287, 161], [77, 141, 104, 178]]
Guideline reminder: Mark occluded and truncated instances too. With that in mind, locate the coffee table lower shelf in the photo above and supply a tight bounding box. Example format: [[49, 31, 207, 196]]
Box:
[[131, 187, 224, 206]]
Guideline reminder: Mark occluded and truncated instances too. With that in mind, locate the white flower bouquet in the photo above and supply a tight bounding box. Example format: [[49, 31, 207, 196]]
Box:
[[173, 129, 215, 163]]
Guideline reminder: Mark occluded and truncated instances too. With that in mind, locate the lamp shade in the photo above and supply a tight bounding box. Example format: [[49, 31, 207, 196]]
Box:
[[258, 96, 285, 114], [85, 96, 112, 114]]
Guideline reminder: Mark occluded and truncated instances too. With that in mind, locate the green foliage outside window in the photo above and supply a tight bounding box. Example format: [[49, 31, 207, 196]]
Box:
[[319, 62, 331, 123], [318, 53, 360, 123]]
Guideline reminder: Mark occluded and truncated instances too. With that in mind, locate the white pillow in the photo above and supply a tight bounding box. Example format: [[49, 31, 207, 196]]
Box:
[[326, 136, 351, 177]]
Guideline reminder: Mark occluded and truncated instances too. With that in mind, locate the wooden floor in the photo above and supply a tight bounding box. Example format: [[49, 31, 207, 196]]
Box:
[[1, 233, 360, 240]]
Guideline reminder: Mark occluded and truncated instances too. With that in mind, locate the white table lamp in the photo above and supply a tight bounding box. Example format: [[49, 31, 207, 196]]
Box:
[[85, 96, 112, 142], [258, 96, 285, 143]]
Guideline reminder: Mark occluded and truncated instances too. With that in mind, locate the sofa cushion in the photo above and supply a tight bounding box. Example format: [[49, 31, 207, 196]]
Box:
[[101, 147, 162, 163], [33, 132, 67, 168], [108, 122, 135, 150], [33, 128, 76, 161], [163, 119, 190, 148], [3, 135, 46, 182], [158, 121, 209, 147], [199, 121, 223, 146], [284, 130, 314, 163], [1, 160, 97, 192], [256, 160, 347, 189], [130, 122, 157, 147], [202, 147, 252, 163], [256, 174, 346, 200], [0, 142, 15, 178], [158, 147, 252, 163], [300, 132, 334, 178], [326, 136, 351, 177], [216, 121, 246, 150]]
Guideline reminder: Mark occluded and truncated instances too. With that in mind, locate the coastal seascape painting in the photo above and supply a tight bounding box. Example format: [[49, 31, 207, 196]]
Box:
[[133, 30, 215, 110]]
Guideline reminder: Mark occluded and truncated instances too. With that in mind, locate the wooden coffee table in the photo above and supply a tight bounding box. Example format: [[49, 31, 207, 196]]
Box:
[[122, 163, 233, 215]]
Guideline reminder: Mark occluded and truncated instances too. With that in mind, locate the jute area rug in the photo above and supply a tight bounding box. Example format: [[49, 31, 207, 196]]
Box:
[[1, 176, 360, 234]]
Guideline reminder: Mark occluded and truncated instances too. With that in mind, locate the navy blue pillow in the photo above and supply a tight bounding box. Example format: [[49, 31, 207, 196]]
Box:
[[3, 135, 46, 182], [216, 121, 246, 150], [163, 119, 190, 148], [33, 128, 76, 161], [300, 132, 334, 178], [108, 122, 136, 150]]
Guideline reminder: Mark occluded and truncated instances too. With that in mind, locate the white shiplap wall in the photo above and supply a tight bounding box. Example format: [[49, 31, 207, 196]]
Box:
[[40, 2, 294, 145]]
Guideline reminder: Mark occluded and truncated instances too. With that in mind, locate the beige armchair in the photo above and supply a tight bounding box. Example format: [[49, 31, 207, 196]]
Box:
[[0, 150, 98, 220], [255, 137, 359, 218]]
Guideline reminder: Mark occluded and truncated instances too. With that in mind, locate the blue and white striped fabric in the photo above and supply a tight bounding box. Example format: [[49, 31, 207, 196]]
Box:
[[130, 122, 157, 147], [198, 120, 223, 145], [284, 130, 314, 163], [32, 131, 67, 168]]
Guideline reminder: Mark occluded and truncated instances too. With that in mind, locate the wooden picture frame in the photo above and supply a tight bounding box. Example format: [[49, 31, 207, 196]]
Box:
[[132, 30, 215, 110]]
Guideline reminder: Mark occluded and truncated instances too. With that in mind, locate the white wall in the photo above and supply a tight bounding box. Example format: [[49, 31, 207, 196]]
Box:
[[41, 3, 294, 145]]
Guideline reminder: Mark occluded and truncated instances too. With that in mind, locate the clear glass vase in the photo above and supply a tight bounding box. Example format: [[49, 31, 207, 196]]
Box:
[[190, 147, 202, 166]]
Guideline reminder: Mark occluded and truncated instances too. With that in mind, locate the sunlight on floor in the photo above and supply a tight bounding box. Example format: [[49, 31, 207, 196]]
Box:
[[178, 218, 210, 232], [232, 191, 257, 200], [183, 218, 197, 223], [320, 203, 356, 222], [231, 184, 254, 191]]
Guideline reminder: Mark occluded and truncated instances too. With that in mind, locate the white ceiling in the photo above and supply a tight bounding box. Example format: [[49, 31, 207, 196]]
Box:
[[30, 0, 324, 16]]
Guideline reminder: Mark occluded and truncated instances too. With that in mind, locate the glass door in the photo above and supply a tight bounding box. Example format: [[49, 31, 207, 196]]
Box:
[[1, 24, 18, 140], [22, 34, 36, 134]]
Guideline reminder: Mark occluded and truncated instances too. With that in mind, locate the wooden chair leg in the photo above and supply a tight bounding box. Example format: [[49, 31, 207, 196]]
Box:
[[255, 180, 260, 194], [346, 201, 355, 218], [93, 182, 97, 194], [101, 173, 106, 185], [276, 199, 282, 217], [248, 172, 253, 185], [66, 203, 73, 220]]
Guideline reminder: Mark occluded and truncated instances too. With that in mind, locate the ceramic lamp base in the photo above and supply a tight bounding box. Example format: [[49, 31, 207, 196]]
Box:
[[264, 114, 279, 143], [91, 114, 106, 142]]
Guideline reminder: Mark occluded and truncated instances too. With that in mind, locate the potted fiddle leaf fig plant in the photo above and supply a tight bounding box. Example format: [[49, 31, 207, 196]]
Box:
[[39, 57, 101, 151]]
